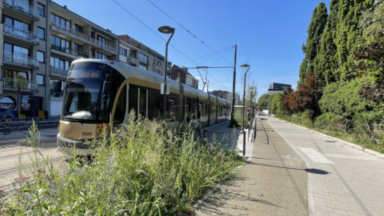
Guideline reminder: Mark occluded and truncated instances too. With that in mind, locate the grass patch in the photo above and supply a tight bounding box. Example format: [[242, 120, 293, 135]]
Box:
[[0, 114, 243, 215]]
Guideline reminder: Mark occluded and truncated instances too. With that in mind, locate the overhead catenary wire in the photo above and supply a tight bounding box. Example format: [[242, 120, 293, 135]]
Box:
[[112, 0, 233, 92], [146, 0, 233, 66]]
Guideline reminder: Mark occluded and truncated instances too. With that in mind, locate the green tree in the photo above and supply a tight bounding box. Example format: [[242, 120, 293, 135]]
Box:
[[299, 2, 328, 85], [334, 0, 374, 80], [315, 0, 340, 84], [246, 80, 257, 108], [257, 93, 269, 110]]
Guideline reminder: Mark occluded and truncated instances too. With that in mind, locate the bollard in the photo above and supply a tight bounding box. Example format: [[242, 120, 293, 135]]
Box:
[[243, 131, 246, 156]]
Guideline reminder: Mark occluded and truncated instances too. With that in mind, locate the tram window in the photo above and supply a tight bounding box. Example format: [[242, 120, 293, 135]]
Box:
[[147, 89, 161, 121], [139, 88, 147, 118], [128, 85, 138, 117], [167, 93, 179, 122], [185, 98, 191, 122], [114, 85, 126, 124]]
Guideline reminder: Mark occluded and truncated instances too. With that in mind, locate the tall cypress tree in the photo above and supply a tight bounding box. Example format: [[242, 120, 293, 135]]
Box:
[[299, 3, 328, 85], [334, 0, 374, 80], [315, 0, 340, 84]]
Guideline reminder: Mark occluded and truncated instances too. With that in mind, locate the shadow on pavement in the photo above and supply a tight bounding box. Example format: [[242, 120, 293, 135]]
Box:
[[246, 161, 330, 175]]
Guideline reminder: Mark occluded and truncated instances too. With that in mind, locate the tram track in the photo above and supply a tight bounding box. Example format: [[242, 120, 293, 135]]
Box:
[[0, 147, 57, 160], [0, 157, 62, 178]]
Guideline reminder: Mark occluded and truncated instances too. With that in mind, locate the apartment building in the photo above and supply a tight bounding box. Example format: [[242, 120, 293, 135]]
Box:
[[170, 65, 198, 89], [0, 0, 118, 117], [118, 34, 170, 76]]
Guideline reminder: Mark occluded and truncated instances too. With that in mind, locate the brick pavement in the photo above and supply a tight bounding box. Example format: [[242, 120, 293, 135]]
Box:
[[267, 117, 384, 216]]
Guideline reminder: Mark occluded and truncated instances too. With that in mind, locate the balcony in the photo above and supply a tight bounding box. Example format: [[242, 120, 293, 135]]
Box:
[[50, 66, 68, 77], [3, 0, 40, 21], [51, 44, 89, 59], [98, 42, 116, 54], [3, 52, 39, 69], [50, 22, 94, 44], [3, 23, 39, 45], [3, 78, 38, 92]]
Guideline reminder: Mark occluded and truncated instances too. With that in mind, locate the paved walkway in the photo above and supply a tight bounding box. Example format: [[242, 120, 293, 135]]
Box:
[[267, 117, 384, 216], [194, 117, 384, 216]]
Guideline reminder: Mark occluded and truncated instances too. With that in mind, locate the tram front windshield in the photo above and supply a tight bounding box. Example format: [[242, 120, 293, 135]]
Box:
[[62, 62, 110, 123]]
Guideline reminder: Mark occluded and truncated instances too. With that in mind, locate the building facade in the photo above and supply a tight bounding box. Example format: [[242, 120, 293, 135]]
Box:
[[0, 0, 199, 118], [267, 82, 292, 95], [170, 65, 198, 89], [118, 34, 170, 77]]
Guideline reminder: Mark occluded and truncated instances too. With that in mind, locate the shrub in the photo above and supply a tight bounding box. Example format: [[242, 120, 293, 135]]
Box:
[[1, 114, 243, 215]]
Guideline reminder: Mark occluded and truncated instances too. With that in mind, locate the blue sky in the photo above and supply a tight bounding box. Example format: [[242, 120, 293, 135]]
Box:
[[53, 0, 331, 99]]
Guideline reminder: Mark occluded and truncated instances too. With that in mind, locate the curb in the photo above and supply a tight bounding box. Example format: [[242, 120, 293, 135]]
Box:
[[270, 117, 384, 160]]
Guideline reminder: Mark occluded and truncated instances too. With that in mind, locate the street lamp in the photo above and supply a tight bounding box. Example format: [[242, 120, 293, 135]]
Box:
[[240, 64, 250, 132], [158, 25, 175, 120]]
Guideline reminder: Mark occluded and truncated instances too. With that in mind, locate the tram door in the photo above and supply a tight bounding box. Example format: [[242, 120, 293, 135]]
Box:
[[138, 88, 148, 118]]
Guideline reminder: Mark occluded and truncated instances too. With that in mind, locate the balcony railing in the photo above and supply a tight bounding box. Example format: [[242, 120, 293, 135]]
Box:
[[3, 78, 38, 91], [98, 42, 116, 53], [3, 23, 39, 44], [3, 52, 39, 68], [51, 44, 89, 58], [51, 22, 90, 41], [3, 0, 39, 20], [50, 66, 69, 76]]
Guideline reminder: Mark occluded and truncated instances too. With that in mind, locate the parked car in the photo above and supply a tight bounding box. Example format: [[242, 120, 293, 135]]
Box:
[[0, 108, 15, 122]]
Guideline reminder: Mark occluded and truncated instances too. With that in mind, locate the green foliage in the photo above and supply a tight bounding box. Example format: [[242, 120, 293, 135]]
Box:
[[314, 113, 348, 132], [257, 93, 269, 110], [246, 80, 258, 108], [319, 78, 377, 120], [1, 113, 243, 215], [299, 2, 328, 85]]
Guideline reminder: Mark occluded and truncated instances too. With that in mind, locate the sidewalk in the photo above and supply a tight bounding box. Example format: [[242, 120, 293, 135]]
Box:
[[194, 117, 384, 216], [195, 117, 308, 216]]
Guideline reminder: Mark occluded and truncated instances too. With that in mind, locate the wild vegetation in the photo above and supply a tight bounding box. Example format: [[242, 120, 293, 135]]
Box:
[[269, 0, 384, 152], [0, 115, 243, 215]]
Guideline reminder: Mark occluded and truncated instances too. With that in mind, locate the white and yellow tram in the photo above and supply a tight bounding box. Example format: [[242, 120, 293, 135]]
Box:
[[57, 59, 230, 155]]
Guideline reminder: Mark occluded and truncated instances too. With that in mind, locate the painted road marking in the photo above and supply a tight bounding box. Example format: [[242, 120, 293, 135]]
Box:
[[325, 154, 378, 160], [299, 148, 334, 164]]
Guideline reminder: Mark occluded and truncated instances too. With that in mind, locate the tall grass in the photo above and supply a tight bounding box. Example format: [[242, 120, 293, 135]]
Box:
[[0, 113, 243, 215]]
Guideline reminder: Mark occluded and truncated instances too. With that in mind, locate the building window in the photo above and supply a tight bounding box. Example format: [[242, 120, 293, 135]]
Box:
[[139, 65, 147, 70], [74, 43, 84, 55], [4, 43, 29, 58], [50, 57, 70, 70], [37, 4, 45, 17], [154, 60, 161, 66], [37, 51, 45, 63], [4, 69, 29, 82], [37, 27, 45, 40], [119, 47, 128, 57], [90, 49, 95, 58], [51, 13, 70, 30], [3, 16, 30, 32], [97, 35, 107, 47], [74, 24, 83, 33], [51, 35, 69, 53], [97, 52, 107, 59], [139, 53, 148, 64], [36, 74, 44, 85]]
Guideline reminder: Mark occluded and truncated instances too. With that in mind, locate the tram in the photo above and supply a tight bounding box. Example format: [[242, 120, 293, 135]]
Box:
[[57, 59, 230, 155]]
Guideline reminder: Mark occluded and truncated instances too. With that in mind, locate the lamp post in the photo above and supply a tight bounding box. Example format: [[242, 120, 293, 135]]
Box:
[[158, 25, 175, 120], [240, 64, 250, 132]]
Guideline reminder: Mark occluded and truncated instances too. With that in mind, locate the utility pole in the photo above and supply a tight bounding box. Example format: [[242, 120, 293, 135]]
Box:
[[230, 44, 237, 123]]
